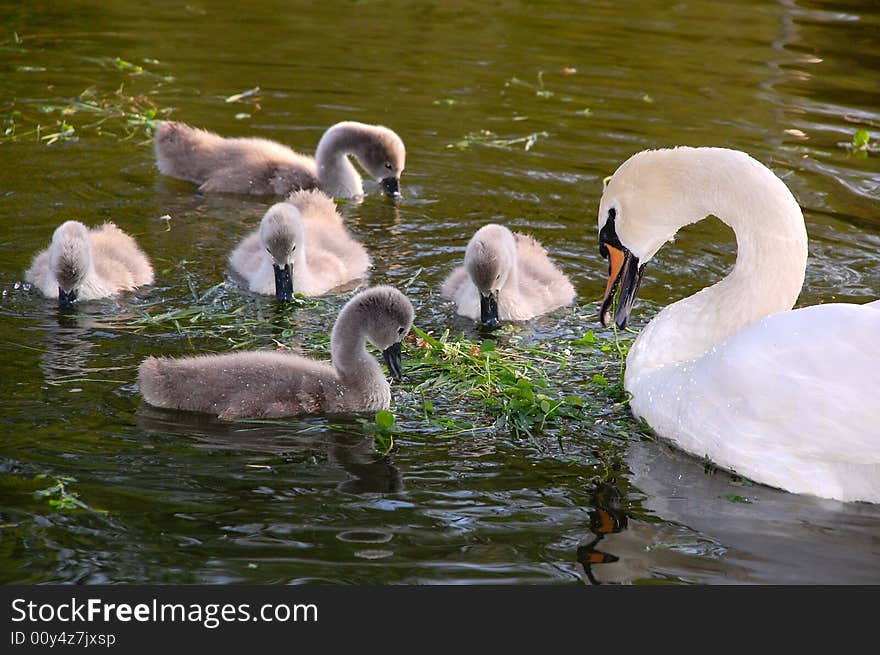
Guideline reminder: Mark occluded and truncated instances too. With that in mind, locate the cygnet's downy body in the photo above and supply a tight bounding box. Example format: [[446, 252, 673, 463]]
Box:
[[228, 190, 370, 301], [154, 120, 405, 199], [441, 224, 575, 326], [138, 286, 415, 419], [26, 221, 154, 307]]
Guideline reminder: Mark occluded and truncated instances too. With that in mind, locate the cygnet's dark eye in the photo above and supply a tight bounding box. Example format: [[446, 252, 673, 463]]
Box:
[[397, 326, 404, 335], [291, 244, 296, 252], [384, 162, 392, 170], [265, 247, 271, 255]]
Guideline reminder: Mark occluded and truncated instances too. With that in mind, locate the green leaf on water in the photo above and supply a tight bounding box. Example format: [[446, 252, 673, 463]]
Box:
[[572, 330, 595, 347], [375, 410, 395, 430], [721, 494, 752, 504], [853, 129, 870, 148]]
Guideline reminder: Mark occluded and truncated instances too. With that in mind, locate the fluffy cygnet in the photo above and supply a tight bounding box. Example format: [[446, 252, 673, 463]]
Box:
[[229, 190, 370, 301], [137, 286, 415, 419], [441, 223, 575, 326], [154, 120, 405, 199], [26, 221, 154, 307]]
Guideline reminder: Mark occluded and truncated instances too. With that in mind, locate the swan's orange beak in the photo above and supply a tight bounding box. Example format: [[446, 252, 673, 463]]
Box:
[[602, 244, 625, 307], [599, 243, 644, 329]]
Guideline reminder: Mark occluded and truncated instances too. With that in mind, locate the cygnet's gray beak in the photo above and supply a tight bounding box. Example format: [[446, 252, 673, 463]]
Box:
[[58, 287, 78, 309], [382, 341, 403, 381], [273, 263, 294, 302], [480, 291, 499, 327], [381, 176, 401, 199]]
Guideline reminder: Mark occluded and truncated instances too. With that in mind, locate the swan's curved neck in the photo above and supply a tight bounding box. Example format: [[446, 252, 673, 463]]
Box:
[[626, 153, 808, 381], [314, 125, 365, 198], [330, 306, 383, 384]]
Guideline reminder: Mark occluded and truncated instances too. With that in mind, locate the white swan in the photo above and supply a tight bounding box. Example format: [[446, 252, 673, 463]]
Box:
[[597, 146, 880, 503]]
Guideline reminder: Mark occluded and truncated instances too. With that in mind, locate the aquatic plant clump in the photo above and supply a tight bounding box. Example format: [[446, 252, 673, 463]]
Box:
[[400, 324, 637, 443]]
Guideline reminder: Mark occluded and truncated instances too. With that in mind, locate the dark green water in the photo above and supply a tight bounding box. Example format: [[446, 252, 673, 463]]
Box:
[[1, 0, 878, 584]]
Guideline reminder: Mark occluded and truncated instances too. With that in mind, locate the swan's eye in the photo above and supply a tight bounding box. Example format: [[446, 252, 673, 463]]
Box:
[[291, 245, 296, 252], [266, 247, 271, 255], [384, 162, 392, 170], [397, 326, 404, 335]]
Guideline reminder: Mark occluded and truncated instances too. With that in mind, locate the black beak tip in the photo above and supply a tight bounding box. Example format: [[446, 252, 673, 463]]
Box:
[[383, 342, 403, 381], [58, 288, 78, 309], [480, 292, 500, 328], [273, 263, 294, 303], [381, 176, 401, 198]]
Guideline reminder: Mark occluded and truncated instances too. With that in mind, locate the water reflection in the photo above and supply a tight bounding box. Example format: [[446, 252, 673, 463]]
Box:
[[576, 479, 629, 585], [136, 407, 402, 495], [625, 440, 880, 584], [329, 435, 403, 495]]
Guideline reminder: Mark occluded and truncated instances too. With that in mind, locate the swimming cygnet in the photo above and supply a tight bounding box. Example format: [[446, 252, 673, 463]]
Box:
[[137, 286, 415, 419], [229, 190, 370, 301], [26, 221, 154, 307], [154, 120, 406, 199], [441, 223, 575, 326]]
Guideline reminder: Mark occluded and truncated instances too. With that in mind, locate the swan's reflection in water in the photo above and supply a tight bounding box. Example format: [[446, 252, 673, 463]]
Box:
[[576, 480, 629, 586], [136, 406, 403, 495], [576, 440, 880, 585]]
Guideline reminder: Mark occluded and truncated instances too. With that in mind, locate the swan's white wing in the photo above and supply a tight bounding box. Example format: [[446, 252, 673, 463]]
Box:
[[628, 302, 880, 501]]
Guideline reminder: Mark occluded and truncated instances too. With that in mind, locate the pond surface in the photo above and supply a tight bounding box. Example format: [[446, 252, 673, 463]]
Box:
[[1, 0, 879, 584]]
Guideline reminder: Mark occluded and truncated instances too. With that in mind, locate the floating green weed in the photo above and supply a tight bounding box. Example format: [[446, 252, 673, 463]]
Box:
[[361, 410, 398, 455], [403, 324, 636, 443], [225, 87, 261, 103], [1, 84, 169, 145], [848, 128, 877, 158], [505, 71, 554, 98], [106, 275, 322, 350], [2, 53, 174, 146], [448, 129, 550, 151], [721, 494, 752, 504], [33, 475, 107, 514], [838, 127, 877, 158]]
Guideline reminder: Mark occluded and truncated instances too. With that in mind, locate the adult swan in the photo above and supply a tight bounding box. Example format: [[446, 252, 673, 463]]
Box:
[[597, 147, 880, 503]]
